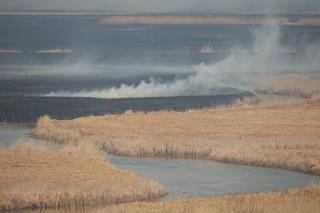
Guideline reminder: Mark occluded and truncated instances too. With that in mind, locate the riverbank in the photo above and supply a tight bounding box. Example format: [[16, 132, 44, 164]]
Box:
[[106, 186, 320, 213], [2, 97, 320, 211], [32, 97, 320, 175], [0, 142, 166, 210]]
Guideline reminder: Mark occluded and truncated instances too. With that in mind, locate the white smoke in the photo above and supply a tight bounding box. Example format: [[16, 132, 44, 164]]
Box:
[[46, 24, 320, 99]]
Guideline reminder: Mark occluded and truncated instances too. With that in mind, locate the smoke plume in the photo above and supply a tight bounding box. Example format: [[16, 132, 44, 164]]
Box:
[[46, 24, 320, 99]]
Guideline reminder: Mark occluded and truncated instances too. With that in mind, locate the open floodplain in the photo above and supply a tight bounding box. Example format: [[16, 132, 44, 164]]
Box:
[[1, 8, 320, 212], [1, 91, 320, 212], [1, 70, 320, 212]]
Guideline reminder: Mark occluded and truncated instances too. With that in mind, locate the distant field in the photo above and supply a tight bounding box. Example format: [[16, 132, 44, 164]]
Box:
[[1, 8, 320, 16], [0, 142, 165, 210], [1, 11, 320, 26], [98, 15, 320, 25]]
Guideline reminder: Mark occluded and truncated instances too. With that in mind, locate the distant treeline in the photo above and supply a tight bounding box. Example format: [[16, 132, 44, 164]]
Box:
[[99, 15, 320, 25]]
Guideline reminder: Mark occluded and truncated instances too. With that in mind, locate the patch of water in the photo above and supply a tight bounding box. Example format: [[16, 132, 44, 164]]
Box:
[[0, 125, 32, 148], [108, 155, 320, 199]]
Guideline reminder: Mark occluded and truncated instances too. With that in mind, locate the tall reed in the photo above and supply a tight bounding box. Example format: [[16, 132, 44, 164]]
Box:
[[0, 141, 166, 210]]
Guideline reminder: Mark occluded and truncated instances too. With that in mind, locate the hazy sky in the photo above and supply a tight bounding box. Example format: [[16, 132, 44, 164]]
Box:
[[1, 0, 320, 11]]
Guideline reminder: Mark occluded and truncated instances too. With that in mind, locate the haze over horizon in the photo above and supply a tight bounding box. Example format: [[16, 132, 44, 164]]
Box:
[[1, 0, 320, 11]]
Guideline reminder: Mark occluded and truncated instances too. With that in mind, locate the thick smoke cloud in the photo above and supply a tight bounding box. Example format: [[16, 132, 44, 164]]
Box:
[[46, 24, 320, 99]]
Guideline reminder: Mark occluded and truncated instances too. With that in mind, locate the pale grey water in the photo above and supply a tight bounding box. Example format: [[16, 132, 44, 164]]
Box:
[[1, 126, 320, 201], [0, 125, 32, 148], [107, 155, 320, 199]]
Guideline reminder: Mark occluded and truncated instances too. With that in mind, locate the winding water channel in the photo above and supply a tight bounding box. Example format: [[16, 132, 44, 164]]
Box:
[[1, 125, 320, 202]]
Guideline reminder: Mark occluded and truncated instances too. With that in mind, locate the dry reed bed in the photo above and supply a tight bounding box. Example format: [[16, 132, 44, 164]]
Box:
[[104, 186, 320, 213], [18, 186, 320, 213], [32, 97, 320, 175], [0, 142, 166, 211]]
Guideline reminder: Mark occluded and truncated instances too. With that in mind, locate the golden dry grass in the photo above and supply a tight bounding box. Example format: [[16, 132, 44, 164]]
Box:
[[104, 186, 320, 213], [26, 75, 320, 212], [32, 97, 320, 175], [0, 142, 166, 211], [20, 186, 320, 213]]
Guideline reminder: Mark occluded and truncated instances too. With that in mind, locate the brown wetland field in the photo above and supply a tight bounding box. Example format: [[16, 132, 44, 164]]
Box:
[[1, 4, 320, 211], [13, 73, 317, 212]]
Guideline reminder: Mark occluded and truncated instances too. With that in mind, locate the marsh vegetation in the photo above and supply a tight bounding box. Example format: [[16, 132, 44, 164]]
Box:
[[104, 186, 320, 213], [3, 74, 320, 211], [0, 142, 166, 210], [32, 96, 320, 175]]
